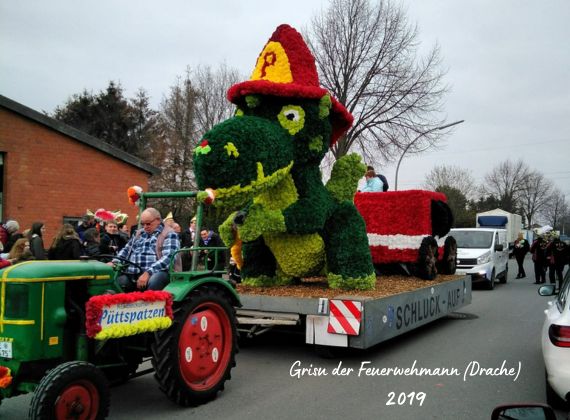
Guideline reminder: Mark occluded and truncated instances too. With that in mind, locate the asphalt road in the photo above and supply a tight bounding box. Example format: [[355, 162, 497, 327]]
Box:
[[2, 257, 569, 419]]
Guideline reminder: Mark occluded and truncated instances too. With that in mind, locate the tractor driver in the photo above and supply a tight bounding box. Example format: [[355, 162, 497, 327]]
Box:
[[107, 208, 181, 291]]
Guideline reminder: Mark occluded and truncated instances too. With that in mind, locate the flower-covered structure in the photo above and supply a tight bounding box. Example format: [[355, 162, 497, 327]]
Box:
[[193, 24, 375, 290]]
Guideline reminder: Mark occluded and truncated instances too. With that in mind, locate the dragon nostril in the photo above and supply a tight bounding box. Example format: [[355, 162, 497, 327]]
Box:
[[195, 139, 211, 155]]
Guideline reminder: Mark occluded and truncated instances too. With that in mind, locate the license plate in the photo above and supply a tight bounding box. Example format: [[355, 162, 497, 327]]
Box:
[[0, 341, 12, 359]]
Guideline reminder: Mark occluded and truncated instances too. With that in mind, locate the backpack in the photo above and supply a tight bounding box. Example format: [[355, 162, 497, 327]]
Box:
[[377, 174, 389, 192]]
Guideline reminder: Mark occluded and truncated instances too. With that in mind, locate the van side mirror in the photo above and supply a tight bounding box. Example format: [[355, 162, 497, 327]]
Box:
[[491, 403, 556, 420], [494, 244, 504, 252]]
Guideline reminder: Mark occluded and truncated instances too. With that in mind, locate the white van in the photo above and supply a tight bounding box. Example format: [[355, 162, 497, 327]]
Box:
[[450, 228, 509, 290]]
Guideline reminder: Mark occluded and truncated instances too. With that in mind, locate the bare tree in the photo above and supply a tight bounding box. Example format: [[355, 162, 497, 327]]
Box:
[[483, 160, 531, 213], [149, 65, 240, 217], [148, 71, 200, 218], [541, 189, 568, 230], [423, 165, 478, 200], [193, 64, 242, 134], [519, 170, 553, 228], [306, 0, 449, 165]]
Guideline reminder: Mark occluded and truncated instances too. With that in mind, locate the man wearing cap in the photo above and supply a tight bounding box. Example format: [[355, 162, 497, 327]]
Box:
[[4, 220, 23, 253]]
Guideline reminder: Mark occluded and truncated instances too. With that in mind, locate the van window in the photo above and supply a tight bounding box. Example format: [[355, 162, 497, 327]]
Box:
[[453, 231, 494, 248]]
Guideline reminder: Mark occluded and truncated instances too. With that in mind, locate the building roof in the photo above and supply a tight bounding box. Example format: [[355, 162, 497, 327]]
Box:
[[0, 94, 159, 175]]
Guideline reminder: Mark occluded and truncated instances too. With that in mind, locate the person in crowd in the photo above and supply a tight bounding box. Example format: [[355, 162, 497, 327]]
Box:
[[28, 222, 47, 260], [513, 232, 530, 278], [547, 234, 569, 290], [108, 208, 180, 291], [530, 236, 548, 284], [130, 215, 140, 237], [48, 224, 82, 260], [180, 216, 197, 271], [8, 238, 35, 264], [199, 228, 226, 270], [83, 228, 102, 257], [172, 223, 182, 235], [367, 165, 389, 192], [4, 220, 23, 254], [360, 169, 384, 192], [99, 220, 127, 256], [118, 223, 130, 241], [163, 212, 175, 227], [75, 214, 96, 242]]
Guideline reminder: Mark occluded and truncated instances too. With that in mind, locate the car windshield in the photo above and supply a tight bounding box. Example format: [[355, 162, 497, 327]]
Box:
[[453, 231, 494, 249]]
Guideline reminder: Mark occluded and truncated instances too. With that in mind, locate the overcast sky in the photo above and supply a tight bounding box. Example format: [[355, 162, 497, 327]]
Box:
[[1, 0, 569, 200]]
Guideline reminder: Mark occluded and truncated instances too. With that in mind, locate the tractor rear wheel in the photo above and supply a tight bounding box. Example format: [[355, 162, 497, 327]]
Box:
[[29, 361, 110, 420], [415, 236, 439, 280], [151, 285, 238, 406], [437, 236, 457, 275]]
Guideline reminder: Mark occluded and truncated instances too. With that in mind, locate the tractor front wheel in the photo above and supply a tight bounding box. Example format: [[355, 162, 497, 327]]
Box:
[[29, 361, 110, 420], [151, 285, 238, 406]]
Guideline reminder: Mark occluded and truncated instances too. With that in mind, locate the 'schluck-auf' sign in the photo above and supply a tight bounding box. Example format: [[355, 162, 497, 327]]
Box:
[[85, 291, 174, 340]]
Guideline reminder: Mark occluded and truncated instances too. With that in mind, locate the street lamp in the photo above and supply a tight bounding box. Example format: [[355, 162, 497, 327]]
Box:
[[393, 120, 464, 191]]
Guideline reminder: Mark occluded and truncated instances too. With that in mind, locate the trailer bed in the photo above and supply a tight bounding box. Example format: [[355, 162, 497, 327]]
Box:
[[236, 275, 472, 350]]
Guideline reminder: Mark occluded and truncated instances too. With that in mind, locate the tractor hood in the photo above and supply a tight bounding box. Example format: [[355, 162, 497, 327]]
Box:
[[0, 260, 114, 282]]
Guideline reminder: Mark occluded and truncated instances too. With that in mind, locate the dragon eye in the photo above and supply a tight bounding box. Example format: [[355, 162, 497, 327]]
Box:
[[278, 105, 305, 135], [285, 110, 299, 121]]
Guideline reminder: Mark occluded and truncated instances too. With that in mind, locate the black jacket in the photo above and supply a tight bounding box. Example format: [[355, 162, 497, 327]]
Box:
[[48, 237, 82, 260]]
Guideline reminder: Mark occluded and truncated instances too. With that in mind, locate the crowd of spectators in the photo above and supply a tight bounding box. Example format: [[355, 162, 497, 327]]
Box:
[[0, 215, 132, 268]]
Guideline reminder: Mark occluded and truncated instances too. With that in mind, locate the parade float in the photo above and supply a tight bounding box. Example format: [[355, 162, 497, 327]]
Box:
[[192, 24, 471, 352]]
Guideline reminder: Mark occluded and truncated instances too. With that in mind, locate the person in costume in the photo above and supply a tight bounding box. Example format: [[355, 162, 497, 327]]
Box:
[[513, 232, 529, 278]]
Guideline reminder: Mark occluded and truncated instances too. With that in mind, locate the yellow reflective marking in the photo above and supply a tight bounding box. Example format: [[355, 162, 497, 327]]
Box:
[[5, 276, 98, 283], [41, 283, 45, 340], [2, 320, 35, 325], [49, 336, 58, 346]]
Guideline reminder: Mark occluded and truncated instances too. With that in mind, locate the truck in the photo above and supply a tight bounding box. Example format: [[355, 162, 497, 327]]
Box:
[[237, 190, 471, 353], [475, 209, 523, 257], [0, 191, 239, 419]]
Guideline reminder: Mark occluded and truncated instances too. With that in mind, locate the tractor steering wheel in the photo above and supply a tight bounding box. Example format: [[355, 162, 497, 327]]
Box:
[[107, 255, 144, 275]]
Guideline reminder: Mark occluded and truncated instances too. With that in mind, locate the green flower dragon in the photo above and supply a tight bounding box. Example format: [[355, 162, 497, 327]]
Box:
[[193, 24, 375, 290]]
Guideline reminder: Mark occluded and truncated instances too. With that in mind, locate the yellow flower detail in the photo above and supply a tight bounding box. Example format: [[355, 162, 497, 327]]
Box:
[[251, 41, 293, 83], [94, 317, 172, 340], [224, 142, 240, 158]]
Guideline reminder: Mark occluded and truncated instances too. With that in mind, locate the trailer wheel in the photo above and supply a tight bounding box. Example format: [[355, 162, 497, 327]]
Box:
[[152, 285, 238, 407], [437, 236, 457, 275], [415, 236, 439, 280], [29, 361, 110, 420]]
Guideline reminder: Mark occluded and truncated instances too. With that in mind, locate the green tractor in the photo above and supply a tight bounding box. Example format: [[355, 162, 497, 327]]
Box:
[[0, 190, 239, 419]]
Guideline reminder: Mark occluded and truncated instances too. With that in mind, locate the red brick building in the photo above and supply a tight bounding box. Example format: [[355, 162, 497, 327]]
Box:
[[0, 95, 158, 245]]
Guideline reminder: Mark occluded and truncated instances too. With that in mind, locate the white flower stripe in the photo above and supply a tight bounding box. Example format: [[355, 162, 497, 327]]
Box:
[[367, 234, 447, 250]]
